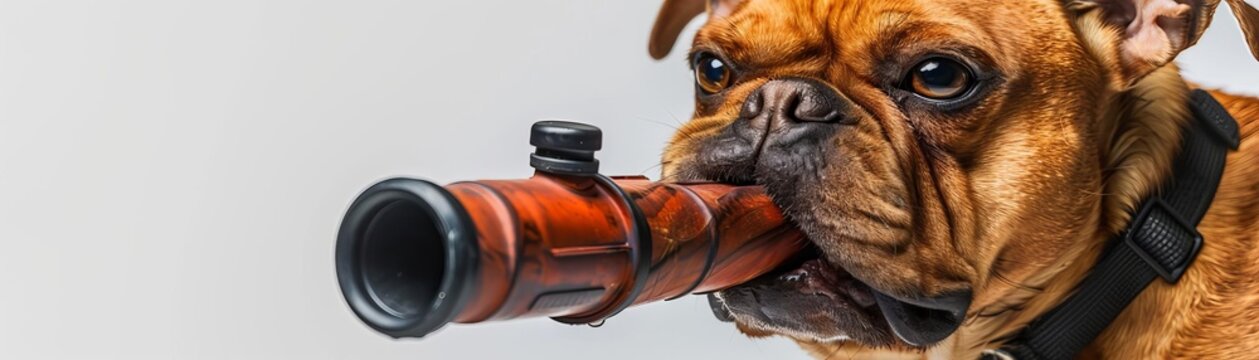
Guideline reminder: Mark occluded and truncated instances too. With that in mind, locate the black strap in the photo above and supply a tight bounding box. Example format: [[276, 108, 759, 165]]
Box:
[[986, 90, 1239, 360]]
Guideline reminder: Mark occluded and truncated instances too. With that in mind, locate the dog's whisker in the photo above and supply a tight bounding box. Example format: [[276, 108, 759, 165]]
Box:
[[637, 116, 683, 131], [667, 111, 687, 127], [638, 162, 664, 177]]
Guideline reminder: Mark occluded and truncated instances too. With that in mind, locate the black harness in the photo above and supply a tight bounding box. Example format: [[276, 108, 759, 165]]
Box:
[[984, 89, 1241, 360]]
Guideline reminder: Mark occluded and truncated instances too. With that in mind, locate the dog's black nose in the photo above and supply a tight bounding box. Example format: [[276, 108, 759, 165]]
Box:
[[740, 78, 847, 132], [694, 77, 852, 183]]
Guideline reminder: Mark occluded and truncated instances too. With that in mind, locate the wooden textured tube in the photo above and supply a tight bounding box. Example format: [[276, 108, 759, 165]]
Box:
[[335, 172, 806, 339]]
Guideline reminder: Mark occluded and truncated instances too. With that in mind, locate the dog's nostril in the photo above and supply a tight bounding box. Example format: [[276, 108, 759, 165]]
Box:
[[794, 93, 840, 122], [741, 89, 764, 118]]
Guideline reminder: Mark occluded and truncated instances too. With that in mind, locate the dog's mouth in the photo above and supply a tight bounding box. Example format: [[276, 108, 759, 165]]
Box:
[[710, 245, 968, 347], [697, 171, 969, 347], [710, 249, 891, 344]]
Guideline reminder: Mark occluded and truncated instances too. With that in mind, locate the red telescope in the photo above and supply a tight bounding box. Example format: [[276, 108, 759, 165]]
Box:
[[335, 121, 806, 338]]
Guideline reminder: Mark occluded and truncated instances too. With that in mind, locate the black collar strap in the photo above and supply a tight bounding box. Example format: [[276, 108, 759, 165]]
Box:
[[983, 90, 1240, 360]]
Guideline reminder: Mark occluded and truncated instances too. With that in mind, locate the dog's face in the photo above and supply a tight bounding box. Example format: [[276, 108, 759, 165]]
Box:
[[651, 0, 1259, 352]]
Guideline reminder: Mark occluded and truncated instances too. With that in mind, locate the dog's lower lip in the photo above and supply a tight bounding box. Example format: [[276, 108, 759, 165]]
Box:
[[783, 258, 878, 308]]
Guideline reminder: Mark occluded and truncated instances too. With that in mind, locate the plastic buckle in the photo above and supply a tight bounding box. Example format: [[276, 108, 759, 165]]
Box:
[[1122, 199, 1203, 283]]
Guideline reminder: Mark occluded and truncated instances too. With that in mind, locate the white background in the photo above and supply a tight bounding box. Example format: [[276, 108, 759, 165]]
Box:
[[1, 1, 1256, 359]]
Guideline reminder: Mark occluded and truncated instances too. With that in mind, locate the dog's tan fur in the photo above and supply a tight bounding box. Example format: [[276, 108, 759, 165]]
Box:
[[650, 0, 1259, 358]]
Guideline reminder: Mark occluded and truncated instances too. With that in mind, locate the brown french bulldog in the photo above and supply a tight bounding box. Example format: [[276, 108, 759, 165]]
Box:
[[648, 0, 1259, 358]]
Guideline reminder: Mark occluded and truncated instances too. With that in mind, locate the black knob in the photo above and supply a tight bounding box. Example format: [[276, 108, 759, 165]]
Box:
[[529, 121, 602, 175]]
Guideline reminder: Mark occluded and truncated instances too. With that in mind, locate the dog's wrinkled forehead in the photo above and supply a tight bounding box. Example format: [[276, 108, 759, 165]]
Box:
[[652, 0, 1019, 80], [650, 0, 1259, 75], [653, 0, 1004, 53]]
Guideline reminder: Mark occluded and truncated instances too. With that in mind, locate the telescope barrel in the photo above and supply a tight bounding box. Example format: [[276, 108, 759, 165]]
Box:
[[335, 120, 806, 339], [335, 174, 806, 338]]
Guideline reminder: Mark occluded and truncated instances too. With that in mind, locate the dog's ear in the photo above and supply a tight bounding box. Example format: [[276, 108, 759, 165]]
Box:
[[1226, 0, 1259, 60], [648, 0, 741, 59], [1069, 0, 1259, 84]]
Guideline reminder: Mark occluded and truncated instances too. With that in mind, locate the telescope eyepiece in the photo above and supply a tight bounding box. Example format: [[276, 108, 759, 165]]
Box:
[[335, 178, 479, 338], [360, 200, 442, 318]]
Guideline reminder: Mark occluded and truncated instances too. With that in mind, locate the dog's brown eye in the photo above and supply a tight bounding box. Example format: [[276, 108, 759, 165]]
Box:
[[905, 58, 972, 100], [694, 53, 732, 94]]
